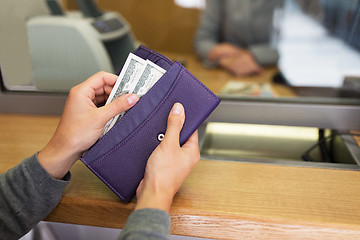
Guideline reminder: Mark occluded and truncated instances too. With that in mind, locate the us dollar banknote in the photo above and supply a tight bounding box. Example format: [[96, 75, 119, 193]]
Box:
[[105, 60, 166, 133], [100, 53, 146, 138], [133, 60, 166, 97], [105, 53, 146, 105]]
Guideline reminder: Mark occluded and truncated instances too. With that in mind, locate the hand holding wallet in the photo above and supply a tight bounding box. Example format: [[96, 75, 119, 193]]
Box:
[[81, 45, 220, 202]]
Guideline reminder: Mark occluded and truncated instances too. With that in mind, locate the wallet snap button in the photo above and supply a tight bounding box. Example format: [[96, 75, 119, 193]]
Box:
[[157, 133, 165, 142]]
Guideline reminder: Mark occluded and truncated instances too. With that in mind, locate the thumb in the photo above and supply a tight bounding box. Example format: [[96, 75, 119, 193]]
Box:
[[99, 94, 139, 125], [136, 179, 144, 199], [163, 103, 185, 146]]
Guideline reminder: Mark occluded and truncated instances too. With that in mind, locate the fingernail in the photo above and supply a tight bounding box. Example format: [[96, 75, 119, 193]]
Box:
[[127, 94, 138, 106], [172, 103, 183, 114]]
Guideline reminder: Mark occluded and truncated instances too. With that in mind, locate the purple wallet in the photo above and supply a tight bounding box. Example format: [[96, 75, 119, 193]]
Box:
[[81, 45, 220, 202]]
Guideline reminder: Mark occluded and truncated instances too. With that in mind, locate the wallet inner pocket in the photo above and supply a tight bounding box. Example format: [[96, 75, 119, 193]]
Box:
[[82, 63, 183, 165]]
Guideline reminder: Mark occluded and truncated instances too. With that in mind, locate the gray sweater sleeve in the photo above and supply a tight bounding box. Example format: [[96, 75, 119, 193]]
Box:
[[118, 208, 171, 240], [0, 153, 70, 240], [249, 44, 279, 67], [194, 0, 222, 67]]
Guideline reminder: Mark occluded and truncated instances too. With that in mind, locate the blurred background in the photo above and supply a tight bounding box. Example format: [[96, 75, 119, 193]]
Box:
[[1, 0, 359, 100]]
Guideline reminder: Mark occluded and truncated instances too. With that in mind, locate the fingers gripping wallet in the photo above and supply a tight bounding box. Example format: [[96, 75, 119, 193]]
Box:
[[81, 45, 220, 202]]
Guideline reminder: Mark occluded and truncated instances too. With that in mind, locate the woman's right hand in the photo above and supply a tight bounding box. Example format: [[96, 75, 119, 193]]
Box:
[[135, 103, 200, 212]]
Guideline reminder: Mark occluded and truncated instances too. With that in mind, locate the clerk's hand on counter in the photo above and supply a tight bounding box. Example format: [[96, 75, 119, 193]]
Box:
[[208, 43, 263, 76], [218, 52, 263, 76], [37, 71, 139, 180]]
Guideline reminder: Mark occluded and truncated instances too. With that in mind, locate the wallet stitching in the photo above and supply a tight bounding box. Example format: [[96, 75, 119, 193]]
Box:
[[83, 63, 177, 160]]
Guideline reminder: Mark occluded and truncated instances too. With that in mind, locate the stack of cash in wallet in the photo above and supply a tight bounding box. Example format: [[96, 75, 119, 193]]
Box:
[[100, 53, 166, 138]]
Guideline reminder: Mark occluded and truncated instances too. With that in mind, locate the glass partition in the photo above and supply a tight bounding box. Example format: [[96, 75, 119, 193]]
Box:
[[274, 0, 360, 104], [0, 0, 359, 109]]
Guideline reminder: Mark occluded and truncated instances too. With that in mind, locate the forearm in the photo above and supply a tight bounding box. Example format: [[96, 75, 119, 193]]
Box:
[[118, 209, 170, 240], [38, 134, 79, 180], [194, 39, 218, 67], [0, 153, 70, 239]]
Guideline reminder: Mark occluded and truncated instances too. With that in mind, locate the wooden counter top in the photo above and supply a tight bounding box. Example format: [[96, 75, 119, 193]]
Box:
[[1, 114, 360, 239]]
